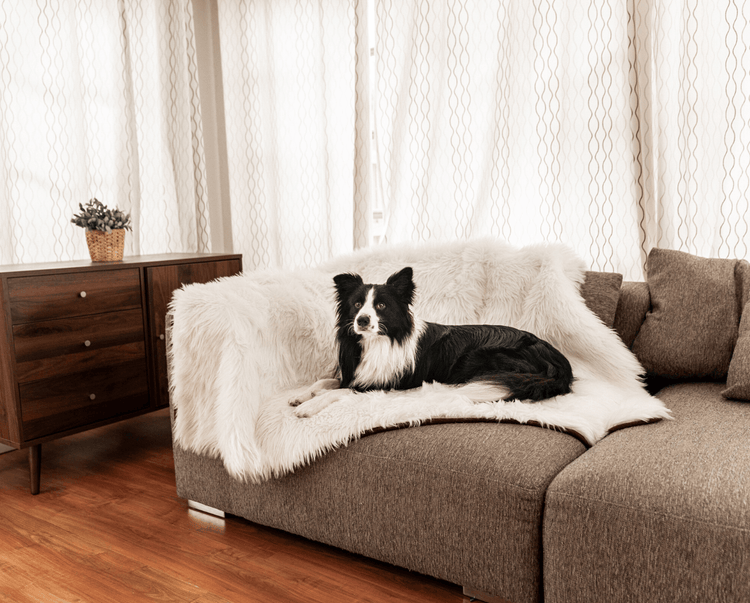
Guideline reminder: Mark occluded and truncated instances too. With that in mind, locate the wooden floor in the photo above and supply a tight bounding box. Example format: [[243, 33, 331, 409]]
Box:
[[0, 410, 468, 603]]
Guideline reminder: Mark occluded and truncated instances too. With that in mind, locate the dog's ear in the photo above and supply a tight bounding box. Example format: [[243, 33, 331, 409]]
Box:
[[333, 273, 363, 300], [386, 267, 415, 304]]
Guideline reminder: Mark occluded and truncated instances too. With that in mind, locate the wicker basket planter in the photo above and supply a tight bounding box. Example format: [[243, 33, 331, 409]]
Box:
[[85, 229, 125, 262], [73, 198, 131, 262]]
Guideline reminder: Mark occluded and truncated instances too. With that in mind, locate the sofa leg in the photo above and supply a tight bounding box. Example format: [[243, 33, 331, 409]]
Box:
[[187, 499, 226, 518], [462, 586, 513, 603]]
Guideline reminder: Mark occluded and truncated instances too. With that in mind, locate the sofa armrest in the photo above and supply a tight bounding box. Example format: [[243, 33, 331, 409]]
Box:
[[166, 271, 339, 479]]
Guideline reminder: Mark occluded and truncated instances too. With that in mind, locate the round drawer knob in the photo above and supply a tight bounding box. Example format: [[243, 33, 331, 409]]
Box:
[[80, 291, 87, 298], [84, 340, 91, 347], [89, 394, 96, 401], [159, 334, 165, 341]]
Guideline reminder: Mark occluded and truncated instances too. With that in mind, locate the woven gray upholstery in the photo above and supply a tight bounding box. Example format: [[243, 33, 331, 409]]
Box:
[[544, 382, 750, 603], [174, 421, 585, 603]]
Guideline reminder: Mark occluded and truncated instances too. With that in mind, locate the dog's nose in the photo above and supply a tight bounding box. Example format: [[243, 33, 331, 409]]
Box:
[[357, 315, 370, 328]]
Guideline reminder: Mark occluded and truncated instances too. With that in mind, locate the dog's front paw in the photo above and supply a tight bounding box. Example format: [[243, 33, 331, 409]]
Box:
[[288, 378, 341, 408], [293, 388, 349, 418], [287, 391, 313, 407], [293, 397, 327, 418]]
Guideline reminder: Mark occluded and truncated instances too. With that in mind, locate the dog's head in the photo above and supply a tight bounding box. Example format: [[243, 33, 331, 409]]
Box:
[[333, 267, 416, 344]]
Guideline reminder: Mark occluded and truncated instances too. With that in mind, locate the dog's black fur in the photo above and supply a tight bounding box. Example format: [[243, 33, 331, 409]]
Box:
[[334, 267, 574, 402]]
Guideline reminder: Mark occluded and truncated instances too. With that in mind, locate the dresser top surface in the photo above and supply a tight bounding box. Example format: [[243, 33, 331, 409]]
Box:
[[0, 253, 242, 277]]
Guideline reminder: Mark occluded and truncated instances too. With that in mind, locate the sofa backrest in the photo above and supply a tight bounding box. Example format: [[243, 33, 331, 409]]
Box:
[[609, 249, 750, 401]]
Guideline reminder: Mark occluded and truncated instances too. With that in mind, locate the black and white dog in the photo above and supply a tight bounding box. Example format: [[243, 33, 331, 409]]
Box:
[[291, 267, 573, 417]]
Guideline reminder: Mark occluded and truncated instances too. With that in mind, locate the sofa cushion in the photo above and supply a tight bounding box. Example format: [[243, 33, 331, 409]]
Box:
[[174, 422, 586, 603], [724, 306, 750, 400], [543, 382, 750, 603], [580, 271, 623, 328], [612, 281, 650, 348], [724, 260, 750, 400], [631, 248, 739, 380]]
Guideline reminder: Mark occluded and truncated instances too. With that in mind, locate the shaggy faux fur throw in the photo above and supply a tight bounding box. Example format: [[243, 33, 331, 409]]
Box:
[[169, 239, 671, 483]]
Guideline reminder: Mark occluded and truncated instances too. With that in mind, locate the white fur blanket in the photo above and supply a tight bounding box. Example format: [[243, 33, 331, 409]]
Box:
[[169, 239, 671, 483]]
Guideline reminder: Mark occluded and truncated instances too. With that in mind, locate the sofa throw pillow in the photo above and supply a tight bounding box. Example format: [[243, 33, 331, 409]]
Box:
[[723, 260, 750, 400], [612, 281, 650, 348], [631, 248, 739, 381], [580, 271, 623, 328]]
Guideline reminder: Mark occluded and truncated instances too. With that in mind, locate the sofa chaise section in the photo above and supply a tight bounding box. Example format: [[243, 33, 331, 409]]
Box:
[[543, 382, 750, 603], [544, 249, 750, 603]]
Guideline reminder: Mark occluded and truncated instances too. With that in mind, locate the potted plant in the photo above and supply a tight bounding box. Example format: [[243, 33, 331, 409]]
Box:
[[71, 198, 132, 262]]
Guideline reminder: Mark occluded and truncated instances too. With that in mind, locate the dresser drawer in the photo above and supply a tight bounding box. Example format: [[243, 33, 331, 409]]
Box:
[[8, 269, 141, 323], [0, 253, 241, 493], [20, 359, 150, 440], [15, 341, 146, 384], [12, 308, 145, 369]]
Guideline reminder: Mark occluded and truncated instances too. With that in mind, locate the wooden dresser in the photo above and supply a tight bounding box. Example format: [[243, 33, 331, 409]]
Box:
[[0, 253, 242, 494]]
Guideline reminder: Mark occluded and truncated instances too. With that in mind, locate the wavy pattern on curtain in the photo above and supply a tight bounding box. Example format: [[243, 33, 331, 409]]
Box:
[[216, 0, 749, 278], [372, 0, 644, 277], [372, 0, 750, 279], [0, 0, 210, 265], [633, 0, 750, 264], [217, 0, 370, 271]]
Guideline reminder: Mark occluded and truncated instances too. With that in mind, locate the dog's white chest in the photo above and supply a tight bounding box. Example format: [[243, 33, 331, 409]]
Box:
[[352, 326, 422, 389]]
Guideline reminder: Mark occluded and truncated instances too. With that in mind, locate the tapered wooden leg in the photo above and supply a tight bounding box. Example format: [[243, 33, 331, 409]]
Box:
[[29, 444, 41, 495]]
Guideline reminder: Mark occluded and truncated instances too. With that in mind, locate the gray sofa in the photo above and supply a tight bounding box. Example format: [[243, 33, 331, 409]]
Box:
[[170, 247, 750, 603]]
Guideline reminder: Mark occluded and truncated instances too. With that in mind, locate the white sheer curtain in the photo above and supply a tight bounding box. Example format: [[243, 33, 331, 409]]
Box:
[[4, 0, 748, 275], [216, 0, 750, 279], [371, 0, 642, 276], [371, 0, 750, 279], [217, 0, 370, 270], [633, 0, 750, 264], [0, 0, 211, 265]]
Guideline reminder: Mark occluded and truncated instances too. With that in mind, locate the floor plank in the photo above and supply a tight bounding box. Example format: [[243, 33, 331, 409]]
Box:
[[0, 410, 467, 603]]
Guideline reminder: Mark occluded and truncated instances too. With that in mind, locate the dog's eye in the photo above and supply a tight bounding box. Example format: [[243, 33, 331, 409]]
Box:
[[375, 302, 386, 310], [354, 302, 362, 309]]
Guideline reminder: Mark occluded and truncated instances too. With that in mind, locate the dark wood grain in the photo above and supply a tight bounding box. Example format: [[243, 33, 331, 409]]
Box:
[[0, 252, 242, 275], [15, 341, 146, 383], [0, 254, 242, 493], [0, 278, 17, 442], [12, 308, 145, 364], [0, 410, 466, 603], [146, 259, 242, 409], [146, 264, 179, 410], [28, 444, 40, 495], [177, 259, 242, 288], [7, 269, 142, 323], [20, 359, 149, 440]]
